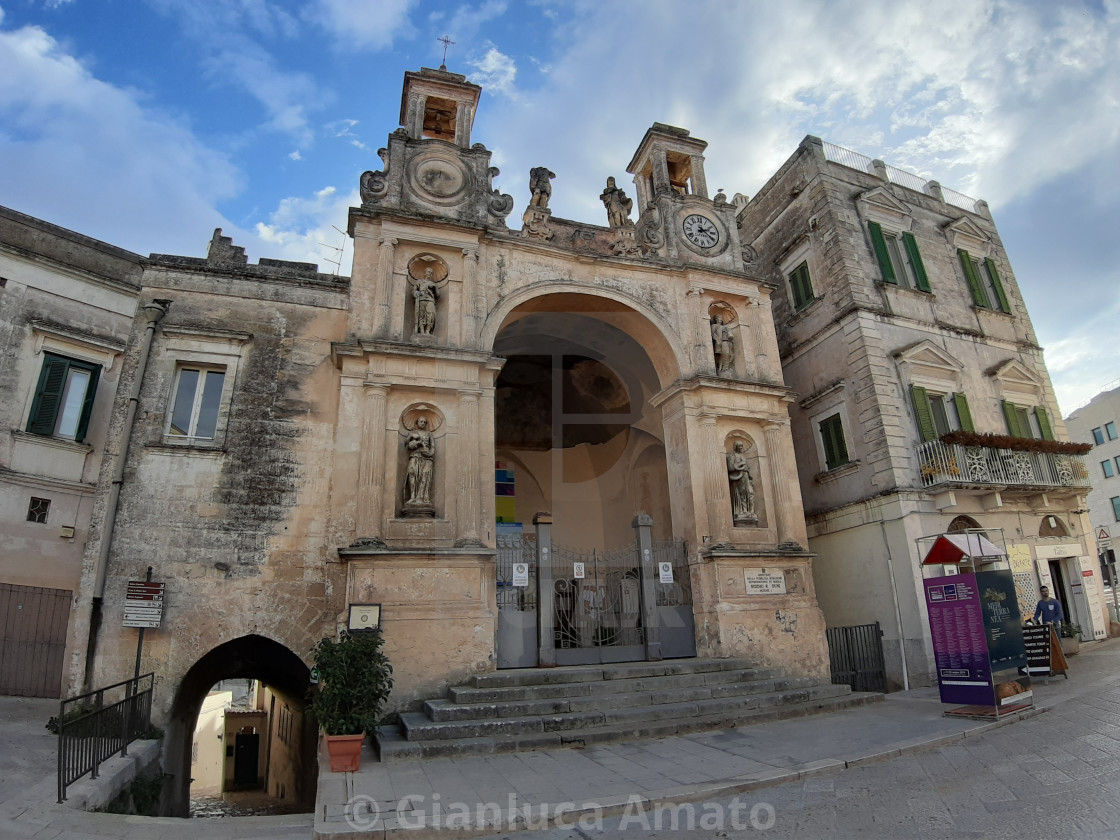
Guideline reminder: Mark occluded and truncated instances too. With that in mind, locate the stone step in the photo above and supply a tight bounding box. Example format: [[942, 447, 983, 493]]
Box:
[[466, 657, 758, 689], [376, 691, 882, 761], [427, 674, 820, 721], [448, 666, 784, 704], [403, 682, 852, 742]]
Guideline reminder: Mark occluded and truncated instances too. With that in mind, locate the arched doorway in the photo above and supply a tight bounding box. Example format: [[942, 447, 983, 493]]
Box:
[[490, 293, 693, 666], [161, 635, 315, 817]]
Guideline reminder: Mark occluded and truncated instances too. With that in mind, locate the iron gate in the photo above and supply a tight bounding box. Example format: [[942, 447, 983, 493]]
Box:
[[496, 534, 537, 668], [652, 539, 696, 658], [552, 543, 645, 665], [826, 622, 887, 693]]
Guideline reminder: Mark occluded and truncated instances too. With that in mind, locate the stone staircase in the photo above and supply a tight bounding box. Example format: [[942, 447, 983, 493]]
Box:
[[375, 658, 881, 761]]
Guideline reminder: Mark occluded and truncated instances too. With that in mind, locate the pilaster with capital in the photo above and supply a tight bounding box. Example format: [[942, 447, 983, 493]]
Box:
[[689, 155, 708, 198], [650, 145, 671, 196], [763, 420, 803, 545], [700, 414, 730, 545], [685, 289, 711, 377], [454, 103, 472, 147], [356, 383, 390, 539], [753, 298, 780, 383], [374, 237, 398, 338], [736, 309, 758, 381], [462, 248, 481, 349], [455, 390, 482, 545], [407, 94, 426, 139]]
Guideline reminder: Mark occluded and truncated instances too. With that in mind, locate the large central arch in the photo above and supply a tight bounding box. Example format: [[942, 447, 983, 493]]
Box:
[[160, 634, 315, 817]]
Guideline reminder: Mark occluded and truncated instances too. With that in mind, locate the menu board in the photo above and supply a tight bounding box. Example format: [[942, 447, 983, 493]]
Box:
[[924, 574, 992, 706], [976, 569, 1031, 707]]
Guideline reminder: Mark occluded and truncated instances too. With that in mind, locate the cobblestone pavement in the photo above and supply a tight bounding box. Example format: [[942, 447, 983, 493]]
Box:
[[473, 642, 1120, 840]]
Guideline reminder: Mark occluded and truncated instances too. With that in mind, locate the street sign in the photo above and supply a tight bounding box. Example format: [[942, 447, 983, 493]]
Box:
[[123, 580, 165, 628], [1098, 527, 1111, 541]]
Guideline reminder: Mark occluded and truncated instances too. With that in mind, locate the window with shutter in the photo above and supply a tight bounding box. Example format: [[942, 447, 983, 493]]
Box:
[[819, 413, 849, 470], [869, 222, 929, 292], [788, 261, 814, 310], [25, 352, 101, 442], [959, 248, 990, 308], [909, 385, 937, 442]]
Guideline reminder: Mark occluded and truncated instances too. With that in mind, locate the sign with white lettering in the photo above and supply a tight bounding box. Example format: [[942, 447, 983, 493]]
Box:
[[123, 580, 165, 628], [744, 568, 786, 595]]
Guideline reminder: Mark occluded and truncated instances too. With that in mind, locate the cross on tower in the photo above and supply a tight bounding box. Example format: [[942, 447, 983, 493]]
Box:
[[438, 35, 456, 69]]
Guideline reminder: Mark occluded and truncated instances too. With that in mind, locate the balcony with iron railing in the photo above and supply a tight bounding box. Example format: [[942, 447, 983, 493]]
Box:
[[917, 439, 1090, 491]]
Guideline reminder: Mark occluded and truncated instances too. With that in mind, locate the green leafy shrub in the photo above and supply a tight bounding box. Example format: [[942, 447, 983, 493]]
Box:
[[309, 630, 393, 736]]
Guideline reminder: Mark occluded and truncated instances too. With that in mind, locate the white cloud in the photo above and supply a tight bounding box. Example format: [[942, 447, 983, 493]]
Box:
[[252, 184, 356, 274], [0, 18, 240, 255], [289, 150, 302, 160], [309, 0, 417, 51], [469, 47, 516, 96]]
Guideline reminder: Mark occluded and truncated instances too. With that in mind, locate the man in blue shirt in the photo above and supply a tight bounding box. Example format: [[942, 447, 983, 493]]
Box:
[[1033, 586, 1065, 625]]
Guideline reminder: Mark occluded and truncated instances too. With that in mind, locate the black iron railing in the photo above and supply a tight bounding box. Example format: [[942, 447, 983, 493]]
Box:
[[57, 673, 154, 803]]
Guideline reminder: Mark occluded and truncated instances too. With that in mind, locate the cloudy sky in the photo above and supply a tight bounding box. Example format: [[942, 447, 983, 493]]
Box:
[[1, 0, 1117, 415]]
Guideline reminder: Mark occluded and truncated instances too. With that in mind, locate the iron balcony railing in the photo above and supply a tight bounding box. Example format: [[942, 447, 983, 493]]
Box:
[[57, 673, 154, 803], [916, 440, 1090, 490]]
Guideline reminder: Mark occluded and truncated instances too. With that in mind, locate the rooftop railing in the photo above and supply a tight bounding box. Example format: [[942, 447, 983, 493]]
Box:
[[916, 440, 1090, 490]]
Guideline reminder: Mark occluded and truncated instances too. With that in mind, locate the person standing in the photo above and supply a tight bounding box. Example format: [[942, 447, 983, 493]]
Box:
[[1033, 585, 1065, 625]]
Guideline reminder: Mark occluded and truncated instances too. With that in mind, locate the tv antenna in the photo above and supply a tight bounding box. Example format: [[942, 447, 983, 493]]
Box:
[[438, 35, 456, 69], [319, 225, 347, 276]]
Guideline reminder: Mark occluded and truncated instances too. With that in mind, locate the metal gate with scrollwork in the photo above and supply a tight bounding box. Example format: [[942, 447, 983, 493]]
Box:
[[495, 521, 695, 668], [552, 543, 645, 665]]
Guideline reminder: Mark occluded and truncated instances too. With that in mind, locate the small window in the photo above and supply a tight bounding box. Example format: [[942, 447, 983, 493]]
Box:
[[27, 497, 51, 523], [168, 366, 226, 440], [819, 413, 849, 470], [1114, 456, 1120, 474], [1103, 460, 1115, 479], [1002, 401, 1053, 441], [1112, 497, 1120, 522], [1094, 427, 1105, 445], [788, 261, 815, 310], [958, 249, 1011, 313], [1107, 421, 1117, 441], [26, 353, 101, 442]]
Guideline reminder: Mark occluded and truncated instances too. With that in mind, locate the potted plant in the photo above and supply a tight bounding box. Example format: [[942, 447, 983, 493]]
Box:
[[309, 630, 393, 772], [1058, 622, 1083, 656]]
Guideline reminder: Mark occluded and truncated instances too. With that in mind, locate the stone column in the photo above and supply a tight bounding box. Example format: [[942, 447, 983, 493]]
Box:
[[408, 94, 426, 139], [454, 103, 471, 147], [700, 414, 730, 545], [356, 383, 390, 541], [375, 237, 397, 338], [650, 144, 670, 196], [753, 298, 777, 383], [462, 248, 481, 349], [535, 513, 555, 667], [633, 514, 662, 661], [685, 288, 712, 377], [689, 155, 708, 198], [455, 390, 481, 546], [764, 421, 796, 544], [738, 304, 758, 381]]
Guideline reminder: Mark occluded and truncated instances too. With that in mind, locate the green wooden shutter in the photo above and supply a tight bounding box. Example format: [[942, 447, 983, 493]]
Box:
[[821, 414, 849, 470], [984, 257, 1011, 313], [902, 232, 930, 292], [868, 222, 896, 284], [1002, 400, 1023, 437], [959, 249, 989, 307], [26, 355, 70, 436], [74, 365, 100, 443], [953, 393, 975, 433], [790, 262, 814, 309], [909, 385, 937, 442], [1034, 406, 1054, 441]]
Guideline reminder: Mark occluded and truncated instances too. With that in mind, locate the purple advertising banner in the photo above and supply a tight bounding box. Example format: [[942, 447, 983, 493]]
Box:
[[924, 573, 994, 706]]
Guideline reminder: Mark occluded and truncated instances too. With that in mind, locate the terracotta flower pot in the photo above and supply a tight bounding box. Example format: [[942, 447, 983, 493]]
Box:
[[325, 732, 365, 772], [1059, 636, 1080, 657]]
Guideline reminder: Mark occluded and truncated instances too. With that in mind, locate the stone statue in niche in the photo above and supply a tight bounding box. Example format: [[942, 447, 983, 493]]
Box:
[[710, 314, 735, 376], [726, 440, 757, 525], [401, 415, 436, 517], [529, 167, 555, 209], [600, 177, 634, 228], [413, 267, 439, 336]]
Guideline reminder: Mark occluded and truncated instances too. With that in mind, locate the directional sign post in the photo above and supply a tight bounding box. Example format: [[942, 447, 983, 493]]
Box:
[[124, 569, 163, 683]]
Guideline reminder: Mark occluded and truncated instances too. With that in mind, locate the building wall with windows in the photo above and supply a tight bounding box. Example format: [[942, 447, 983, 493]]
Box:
[[1065, 383, 1120, 596], [0, 205, 141, 697], [738, 137, 1105, 689]]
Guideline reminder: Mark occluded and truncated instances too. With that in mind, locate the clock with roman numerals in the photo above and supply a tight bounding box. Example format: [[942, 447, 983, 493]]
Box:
[[682, 213, 720, 248]]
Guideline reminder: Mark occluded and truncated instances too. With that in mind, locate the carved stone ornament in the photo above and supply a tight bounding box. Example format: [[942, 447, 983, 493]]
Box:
[[637, 202, 664, 254], [521, 206, 555, 241], [359, 148, 391, 204], [611, 227, 643, 256], [487, 166, 515, 223], [726, 439, 758, 526], [407, 152, 471, 206]]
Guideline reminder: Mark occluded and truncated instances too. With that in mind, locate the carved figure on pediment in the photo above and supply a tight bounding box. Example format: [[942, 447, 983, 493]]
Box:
[[711, 315, 735, 375], [529, 167, 555, 209], [600, 177, 634, 229], [726, 441, 757, 525]]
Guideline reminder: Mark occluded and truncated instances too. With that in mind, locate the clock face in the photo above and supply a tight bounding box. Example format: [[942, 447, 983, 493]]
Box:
[[682, 213, 720, 248]]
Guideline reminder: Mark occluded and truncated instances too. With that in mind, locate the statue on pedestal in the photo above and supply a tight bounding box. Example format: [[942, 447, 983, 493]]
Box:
[[413, 267, 439, 336], [401, 415, 436, 517], [711, 315, 735, 376], [726, 440, 757, 525], [600, 177, 634, 228]]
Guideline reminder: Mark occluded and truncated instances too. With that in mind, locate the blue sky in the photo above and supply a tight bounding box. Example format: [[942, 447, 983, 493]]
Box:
[[1, 0, 1117, 415]]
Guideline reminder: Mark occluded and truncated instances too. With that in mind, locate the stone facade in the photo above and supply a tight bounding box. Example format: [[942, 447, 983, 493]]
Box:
[[0, 206, 141, 697], [738, 136, 1106, 689]]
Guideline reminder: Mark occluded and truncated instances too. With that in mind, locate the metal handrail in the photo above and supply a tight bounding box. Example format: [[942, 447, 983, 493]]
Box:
[[57, 673, 154, 803], [916, 440, 1090, 489]]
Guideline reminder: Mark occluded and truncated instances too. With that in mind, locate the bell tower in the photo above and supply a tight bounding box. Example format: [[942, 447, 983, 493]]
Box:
[[399, 67, 480, 148]]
